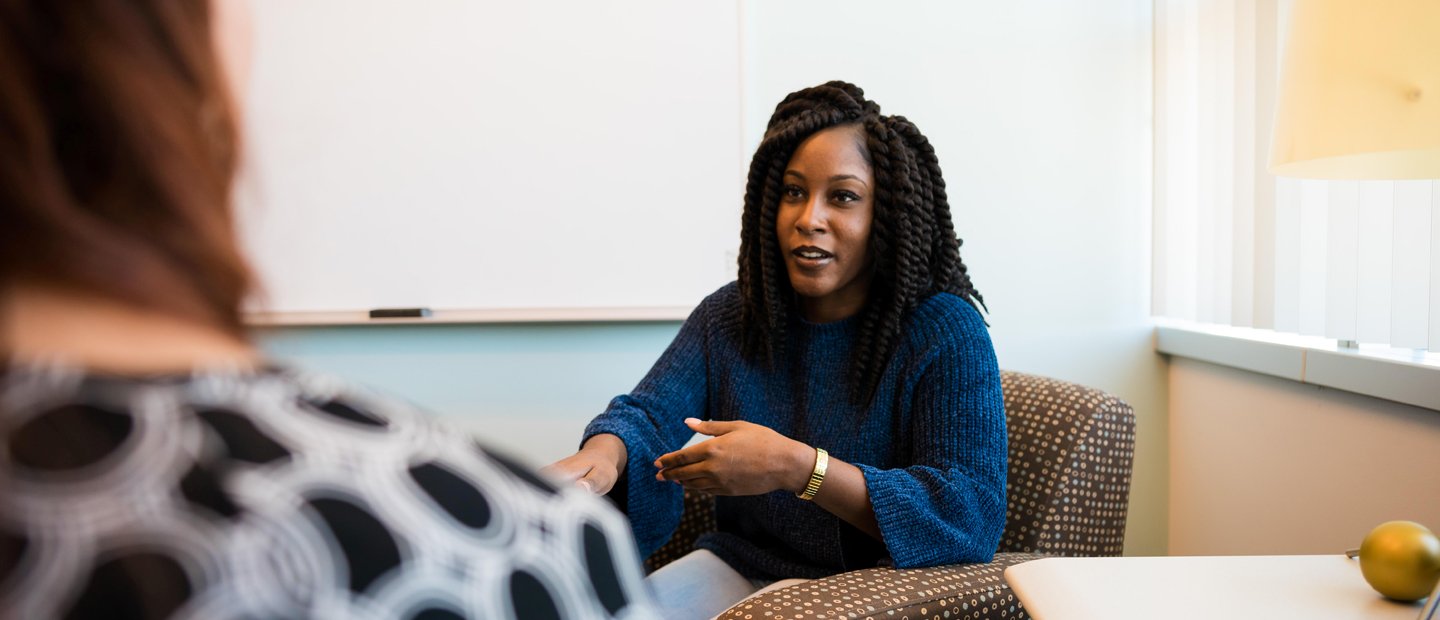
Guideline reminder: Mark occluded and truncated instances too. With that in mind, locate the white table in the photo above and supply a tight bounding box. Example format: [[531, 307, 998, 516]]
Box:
[[1005, 555, 1426, 619]]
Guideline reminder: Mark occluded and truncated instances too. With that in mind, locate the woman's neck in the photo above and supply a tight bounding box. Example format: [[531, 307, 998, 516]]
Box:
[[1, 285, 259, 375]]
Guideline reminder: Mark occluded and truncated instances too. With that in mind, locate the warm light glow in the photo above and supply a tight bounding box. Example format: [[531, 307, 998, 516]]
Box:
[[1270, 0, 1440, 179]]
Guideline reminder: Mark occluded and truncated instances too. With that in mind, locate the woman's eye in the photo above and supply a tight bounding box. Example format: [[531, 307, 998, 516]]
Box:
[[782, 185, 805, 200], [832, 190, 860, 203]]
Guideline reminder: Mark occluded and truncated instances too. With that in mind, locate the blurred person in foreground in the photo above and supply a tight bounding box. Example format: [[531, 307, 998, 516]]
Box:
[[0, 1, 656, 617]]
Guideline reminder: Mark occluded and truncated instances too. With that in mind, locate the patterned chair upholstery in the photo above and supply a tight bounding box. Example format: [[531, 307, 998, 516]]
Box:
[[645, 371, 1137, 620]]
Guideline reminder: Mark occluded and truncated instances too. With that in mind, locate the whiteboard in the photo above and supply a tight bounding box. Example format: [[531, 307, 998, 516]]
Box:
[[235, 1, 744, 320]]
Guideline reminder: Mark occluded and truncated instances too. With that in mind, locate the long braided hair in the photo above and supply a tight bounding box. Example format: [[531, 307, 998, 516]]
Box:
[[737, 81, 985, 405]]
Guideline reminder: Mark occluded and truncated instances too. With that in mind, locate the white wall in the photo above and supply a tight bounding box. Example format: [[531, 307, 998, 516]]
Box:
[[1169, 357, 1440, 555], [743, 0, 1165, 555]]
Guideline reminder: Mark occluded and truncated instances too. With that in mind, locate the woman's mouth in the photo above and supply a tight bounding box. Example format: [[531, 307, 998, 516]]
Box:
[[792, 246, 834, 268]]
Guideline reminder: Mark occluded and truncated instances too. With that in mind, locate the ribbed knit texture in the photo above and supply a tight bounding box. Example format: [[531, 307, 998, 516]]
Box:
[[583, 282, 1007, 581]]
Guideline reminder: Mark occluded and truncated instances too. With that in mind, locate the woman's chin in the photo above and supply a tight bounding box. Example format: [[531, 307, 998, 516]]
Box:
[[788, 279, 834, 301]]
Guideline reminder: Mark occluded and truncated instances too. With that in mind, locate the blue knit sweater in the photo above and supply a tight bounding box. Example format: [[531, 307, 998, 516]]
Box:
[[583, 283, 1007, 580]]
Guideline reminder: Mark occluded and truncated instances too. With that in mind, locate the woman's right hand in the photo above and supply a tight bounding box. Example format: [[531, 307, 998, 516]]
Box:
[[543, 433, 628, 495]]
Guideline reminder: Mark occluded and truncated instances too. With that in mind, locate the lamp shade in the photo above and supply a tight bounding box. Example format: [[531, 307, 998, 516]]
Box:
[[1269, 0, 1440, 179]]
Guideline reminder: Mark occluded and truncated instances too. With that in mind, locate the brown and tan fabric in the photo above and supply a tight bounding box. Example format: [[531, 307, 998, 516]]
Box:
[[996, 371, 1135, 557], [717, 552, 1044, 620], [648, 371, 1137, 619]]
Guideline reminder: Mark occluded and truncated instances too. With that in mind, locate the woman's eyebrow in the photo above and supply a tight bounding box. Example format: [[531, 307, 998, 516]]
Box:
[[830, 174, 869, 187], [784, 170, 868, 188]]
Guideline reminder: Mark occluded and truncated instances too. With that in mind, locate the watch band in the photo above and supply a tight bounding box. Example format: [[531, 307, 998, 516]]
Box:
[[795, 447, 828, 501]]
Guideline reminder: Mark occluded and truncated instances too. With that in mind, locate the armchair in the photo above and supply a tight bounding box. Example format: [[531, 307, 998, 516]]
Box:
[[644, 371, 1137, 619]]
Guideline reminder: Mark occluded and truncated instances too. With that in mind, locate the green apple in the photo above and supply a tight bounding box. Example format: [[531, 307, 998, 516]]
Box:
[[1358, 520, 1440, 602]]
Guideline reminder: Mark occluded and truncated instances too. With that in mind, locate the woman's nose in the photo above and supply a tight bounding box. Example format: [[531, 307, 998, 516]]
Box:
[[795, 197, 826, 233]]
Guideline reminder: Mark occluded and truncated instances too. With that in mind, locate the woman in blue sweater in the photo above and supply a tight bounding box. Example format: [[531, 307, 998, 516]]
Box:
[[548, 81, 1007, 616]]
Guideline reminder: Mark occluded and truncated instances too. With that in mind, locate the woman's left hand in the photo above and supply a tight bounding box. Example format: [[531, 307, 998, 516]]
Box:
[[654, 418, 812, 496]]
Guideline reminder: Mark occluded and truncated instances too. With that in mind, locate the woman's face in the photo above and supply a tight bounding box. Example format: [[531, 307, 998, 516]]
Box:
[[775, 124, 875, 323]]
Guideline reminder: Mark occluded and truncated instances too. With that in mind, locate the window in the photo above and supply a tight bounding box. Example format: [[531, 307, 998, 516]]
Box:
[[1153, 0, 1439, 353]]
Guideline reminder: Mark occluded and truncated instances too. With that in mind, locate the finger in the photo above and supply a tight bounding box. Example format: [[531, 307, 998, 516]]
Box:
[[541, 461, 592, 482], [655, 462, 709, 483], [685, 418, 743, 437], [576, 469, 611, 494], [655, 446, 702, 470]]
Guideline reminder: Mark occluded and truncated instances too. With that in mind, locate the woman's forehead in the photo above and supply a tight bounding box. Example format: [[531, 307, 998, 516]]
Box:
[[787, 125, 872, 180]]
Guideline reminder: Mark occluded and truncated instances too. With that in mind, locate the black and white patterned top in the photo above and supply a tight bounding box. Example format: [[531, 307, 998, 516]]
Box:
[[0, 361, 657, 619]]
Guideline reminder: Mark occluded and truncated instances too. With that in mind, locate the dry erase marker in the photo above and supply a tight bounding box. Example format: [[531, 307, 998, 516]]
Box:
[[368, 308, 432, 319]]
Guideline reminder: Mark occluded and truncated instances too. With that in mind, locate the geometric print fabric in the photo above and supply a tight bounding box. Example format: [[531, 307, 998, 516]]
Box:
[[0, 361, 657, 619]]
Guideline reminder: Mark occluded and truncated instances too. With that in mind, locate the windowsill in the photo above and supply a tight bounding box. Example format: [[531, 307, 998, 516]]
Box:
[[1154, 320, 1440, 412]]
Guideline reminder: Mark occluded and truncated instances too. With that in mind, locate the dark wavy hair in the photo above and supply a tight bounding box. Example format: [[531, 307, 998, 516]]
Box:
[[737, 81, 985, 404], [0, 0, 251, 336]]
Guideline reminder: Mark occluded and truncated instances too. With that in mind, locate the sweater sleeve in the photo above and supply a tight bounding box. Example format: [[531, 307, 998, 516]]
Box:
[[857, 306, 1008, 568], [581, 294, 716, 558]]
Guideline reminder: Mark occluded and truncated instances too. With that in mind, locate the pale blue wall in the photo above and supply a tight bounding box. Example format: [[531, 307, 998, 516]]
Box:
[[256, 322, 682, 468]]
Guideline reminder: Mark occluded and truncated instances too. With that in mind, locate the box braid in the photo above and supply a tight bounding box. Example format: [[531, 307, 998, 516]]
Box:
[[737, 81, 986, 405]]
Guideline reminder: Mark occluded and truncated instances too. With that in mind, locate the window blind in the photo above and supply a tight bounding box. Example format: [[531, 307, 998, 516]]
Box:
[[1154, 0, 1440, 352]]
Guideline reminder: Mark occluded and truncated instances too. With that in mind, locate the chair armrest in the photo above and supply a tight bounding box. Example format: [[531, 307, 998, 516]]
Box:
[[717, 552, 1046, 620]]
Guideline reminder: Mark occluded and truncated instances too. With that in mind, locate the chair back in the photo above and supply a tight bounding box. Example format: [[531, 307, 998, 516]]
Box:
[[997, 371, 1135, 556]]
